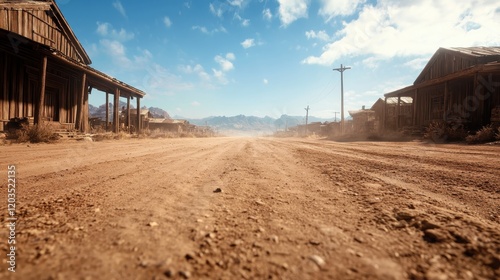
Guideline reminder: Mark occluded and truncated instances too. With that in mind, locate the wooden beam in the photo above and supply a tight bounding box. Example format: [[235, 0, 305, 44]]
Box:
[[136, 96, 141, 134], [397, 96, 401, 129], [382, 97, 387, 131], [113, 88, 120, 133], [413, 89, 418, 126], [127, 96, 131, 134], [75, 72, 86, 130], [35, 55, 47, 125], [443, 81, 448, 121], [105, 92, 109, 131], [82, 85, 89, 132]]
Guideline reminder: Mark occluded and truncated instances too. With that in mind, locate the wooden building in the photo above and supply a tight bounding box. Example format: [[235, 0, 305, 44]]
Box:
[[384, 47, 500, 131], [348, 106, 376, 134], [0, 0, 145, 133]]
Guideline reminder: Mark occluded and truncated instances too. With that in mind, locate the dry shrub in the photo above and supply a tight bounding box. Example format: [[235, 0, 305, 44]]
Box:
[[92, 133, 114, 142], [466, 125, 496, 144], [14, 123, 58, 143], [424, 121, 467, 143]]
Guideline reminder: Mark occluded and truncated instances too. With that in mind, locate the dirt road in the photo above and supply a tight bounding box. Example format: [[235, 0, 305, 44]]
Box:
[[1, 137, 499, 279]]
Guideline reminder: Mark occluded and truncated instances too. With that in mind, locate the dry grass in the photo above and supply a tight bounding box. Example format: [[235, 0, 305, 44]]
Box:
[[424, 121, 467, 143], [466, 125, 497, 144], [9, 123, 59, 143]]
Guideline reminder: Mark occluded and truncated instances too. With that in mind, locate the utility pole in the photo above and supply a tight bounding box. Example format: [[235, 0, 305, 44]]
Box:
[[333, 64, 351, 134], [304, 105, 310, 136], [333, 111, 340, 122]]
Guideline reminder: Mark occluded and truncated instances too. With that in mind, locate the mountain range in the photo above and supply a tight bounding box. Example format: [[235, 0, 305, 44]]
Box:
[[89, 103, 337, 133]]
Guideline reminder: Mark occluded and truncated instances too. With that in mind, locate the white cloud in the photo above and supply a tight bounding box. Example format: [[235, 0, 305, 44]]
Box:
[[305, 30, 330, 41], [404, 57, 430, 70], [263, 8, 272, 21], [192, 25, 227, 35], [277, 0, 310, 27], [163, 17, 172, 28], [191, 101, 201, 106], [229, 0, 246, 8], [302, 0, 500, 66], [242, 19, 250, 27], [241, 38, 255, 49], [99, 39, 131, 67], [179, 64, 211, 82], [96, 22, 134, 41], [318, 0, 364, 21], [112, 1, 127, 18], [212, 69, 228, 85], [209, 3, 224, 18], [142, 64, 194, 95], [263, 78, 269, 85], [215, 53, 235, 72]]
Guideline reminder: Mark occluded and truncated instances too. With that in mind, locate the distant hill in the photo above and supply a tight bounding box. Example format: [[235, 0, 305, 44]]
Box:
[[178, 114, 336, 134], [89, 102, 170, 119], [149, 107, 171, 119], [90, 102, 336, 133]]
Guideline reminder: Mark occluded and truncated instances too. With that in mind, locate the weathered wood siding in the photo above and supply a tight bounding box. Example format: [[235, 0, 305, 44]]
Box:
[[0, 4, 85, 63]]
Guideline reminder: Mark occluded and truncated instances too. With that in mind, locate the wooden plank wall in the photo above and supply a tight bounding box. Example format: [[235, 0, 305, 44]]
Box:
[[0, 8, 81, 63], [416, 52, 476, 84]]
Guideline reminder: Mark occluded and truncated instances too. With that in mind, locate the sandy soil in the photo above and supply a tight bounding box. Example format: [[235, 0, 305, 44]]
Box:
[[0, 137, 499, 280]]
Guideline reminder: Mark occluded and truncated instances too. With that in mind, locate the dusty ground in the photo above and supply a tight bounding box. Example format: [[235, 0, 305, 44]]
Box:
[[0, 137, 499, 280]]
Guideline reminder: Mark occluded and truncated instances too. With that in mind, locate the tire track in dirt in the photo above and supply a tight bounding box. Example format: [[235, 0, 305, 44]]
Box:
[[269, 138, 499, 280], [1, 137, 498, 279], [277, 139, 499, 223]]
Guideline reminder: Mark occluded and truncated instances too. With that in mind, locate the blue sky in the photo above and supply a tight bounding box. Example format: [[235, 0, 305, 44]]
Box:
[[56, 0, 500, 119]]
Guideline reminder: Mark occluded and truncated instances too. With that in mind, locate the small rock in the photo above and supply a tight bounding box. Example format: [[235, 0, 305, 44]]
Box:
[[270, 235, 279, 243], [354, 237, 365, 243], [148, 222, 159, 227], [309, 240, 321, 246], [309, 255, 325, 267], [231, 239, 244, 247], [420, 220, 440, 231], [213, 188, 222, 193], [94, 208, 101, 213], [395, 211, 416, 221], [179, 270, 191, 279], [423, 229, 449, 243], [113, 239, 125, 246], [185, 253, 195, 261], [255, 200, 265, 206], [164, 269, 175, 278]]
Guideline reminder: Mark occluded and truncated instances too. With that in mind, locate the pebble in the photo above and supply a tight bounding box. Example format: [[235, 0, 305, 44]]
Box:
[[213, 188, 222, 193], [395, 211, 416, 221], [231, 239, 244, 247], [309, 255, 325, 267], [148, 222, 159, 227], [270, 235, 279, 243], [255, 200, 265, 206], [424, 229, 449, 243], [309, 240, 321, 245], [179, 270, 191, 279]]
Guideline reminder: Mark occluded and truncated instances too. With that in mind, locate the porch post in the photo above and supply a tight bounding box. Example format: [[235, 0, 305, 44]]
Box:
[[127, 95, 131, 133], [113, 88, 120, 133], [105, 92, 109, 131], [397, 96, 401, 129], [383, 97, 387, 131], [136, 96, 141, 134], [35, 55, 48, 125], [75, 72, 86, 131]]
